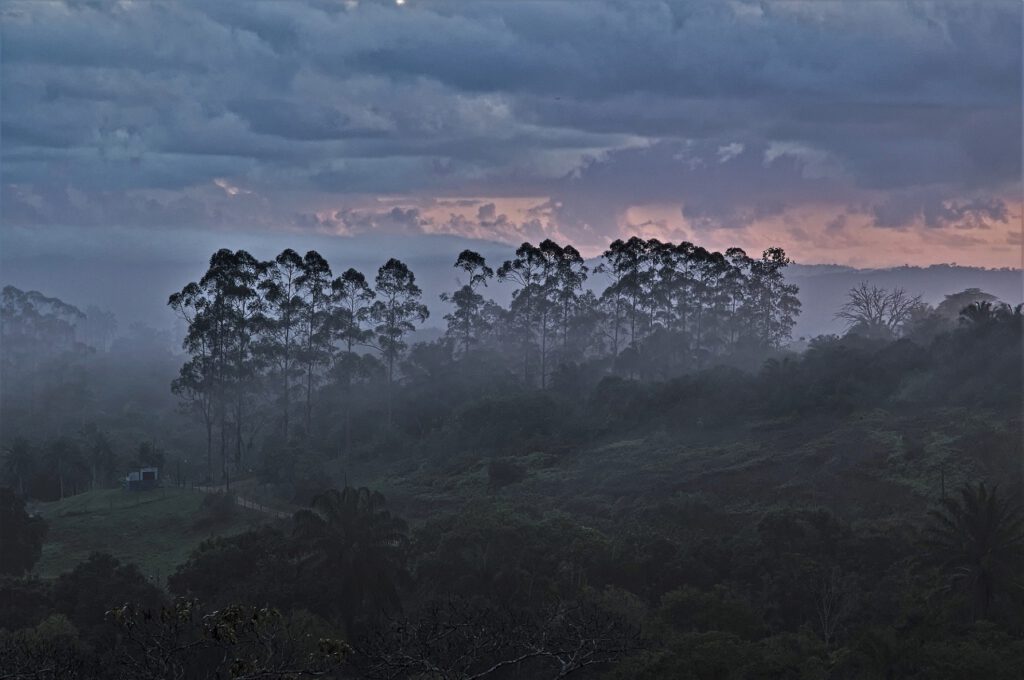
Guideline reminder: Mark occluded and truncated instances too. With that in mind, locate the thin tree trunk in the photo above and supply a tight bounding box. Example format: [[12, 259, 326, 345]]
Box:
[[306, 363, 313, 435], [205, 418, 212, 482], [283, 331, 290, 438], [540, 311, 547, 389], [387, 355, 394, 432], [305, 305, 315, 436], [611, 296, 621, 365], [235, 397, 243, 467], [563, 299, 570, 351], [345, 399, 352, 453], [345, 337, 354, 454], [220, 407, 228, 486]]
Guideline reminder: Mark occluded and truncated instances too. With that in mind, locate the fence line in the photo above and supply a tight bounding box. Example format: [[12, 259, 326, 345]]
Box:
[[187, 483, 293, 520]]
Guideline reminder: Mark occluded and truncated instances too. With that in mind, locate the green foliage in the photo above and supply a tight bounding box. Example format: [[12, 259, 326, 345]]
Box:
[[658, 585, 764, 639], [33, 488, 259, 579], [487, 458, 527, 489], [53, 553, 165, 646], [0, 613, 95, 680], [193, 490, 237, 527], [111, 599, 348, 680], [924, 483, 1024, 622], [0, 486, 47, 575], [169, 526, 295, 610], [0, 575, 53, 630], [293, 487, 409, 632], [3, 249, 1024, 677]]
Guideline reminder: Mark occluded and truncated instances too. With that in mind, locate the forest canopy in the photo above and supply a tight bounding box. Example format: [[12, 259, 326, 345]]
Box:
[[1, 236, 1021, 679]]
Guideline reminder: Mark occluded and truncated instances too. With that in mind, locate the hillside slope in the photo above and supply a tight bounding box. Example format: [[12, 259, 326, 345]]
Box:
[[32, 487, 271, 583]]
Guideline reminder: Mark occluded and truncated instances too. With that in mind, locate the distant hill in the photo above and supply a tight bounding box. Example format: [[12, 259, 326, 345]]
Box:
[[786, 263, 1022, 339]]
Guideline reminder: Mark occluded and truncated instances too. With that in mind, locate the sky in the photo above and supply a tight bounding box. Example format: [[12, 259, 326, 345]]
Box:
[[1, 0, 1022, 269]]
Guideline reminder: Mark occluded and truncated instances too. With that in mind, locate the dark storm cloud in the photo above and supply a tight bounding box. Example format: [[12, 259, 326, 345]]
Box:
[[0, 0, 1019, 242], [871, 191, 1010, 230], [549, 139, 849, 233]]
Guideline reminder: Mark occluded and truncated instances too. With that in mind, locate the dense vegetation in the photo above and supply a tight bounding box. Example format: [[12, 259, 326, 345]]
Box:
[[1, 238, 1021, 679]]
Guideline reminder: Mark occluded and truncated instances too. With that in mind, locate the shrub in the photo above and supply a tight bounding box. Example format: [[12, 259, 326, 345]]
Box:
[[488, 459, 526, 490]]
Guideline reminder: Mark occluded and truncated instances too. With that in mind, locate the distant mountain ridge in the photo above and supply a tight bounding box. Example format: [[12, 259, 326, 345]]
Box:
[[785, 263, 1022, 339]]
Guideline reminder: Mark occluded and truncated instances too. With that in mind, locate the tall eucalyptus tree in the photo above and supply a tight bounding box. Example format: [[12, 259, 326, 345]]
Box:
[[370, 259, 429, 428], [259, 249, 305, 437], [498, 242, 546, 386], [297, 251, 334, 435], [441, 249, 494, 355]]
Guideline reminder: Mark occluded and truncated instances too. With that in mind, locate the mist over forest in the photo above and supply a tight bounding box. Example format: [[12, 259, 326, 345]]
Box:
[[2, 233, 1023, 679], [2, 0, 1023, 677]]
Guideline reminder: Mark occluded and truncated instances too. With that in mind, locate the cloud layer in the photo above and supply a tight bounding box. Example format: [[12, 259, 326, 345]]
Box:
[[1, 0, 1020, 266]]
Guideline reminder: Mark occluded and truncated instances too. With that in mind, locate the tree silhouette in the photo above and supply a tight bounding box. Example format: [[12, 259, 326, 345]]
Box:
[[45, 437, 84, 500], [925, 482, 1024, 620], [296, 251, 334, 435], [332, 268, 376, 357], [3, 438, 34, 497], [331, 268, 376, 452], [957, 300, 1018, 327], [836, 282, 922, 340], [370, 259, 429, 429], [214, 250, 266, 468], [601, 237, 654, 349], [552, 243, 588, 355], [80, 425, 117, 490], [176, 249, 268, 482], [292, 487, 409, 634], [749, 247, 800, 348], [936, 288, 1000, 319], [259, 249, 305, 438], [441, 249, 494, 355], [0, 487, 47, 575], [498, 243, 546, 386], [169, 279, 222, 481]]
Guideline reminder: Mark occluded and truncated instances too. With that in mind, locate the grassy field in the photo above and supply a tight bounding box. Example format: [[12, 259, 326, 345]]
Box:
[[30, 406, 1001, 586], [32, 487, 271, 585]]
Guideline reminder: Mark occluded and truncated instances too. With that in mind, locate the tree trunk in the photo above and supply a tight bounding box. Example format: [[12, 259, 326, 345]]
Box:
[[235, 397, 243, 467], [206, 419, 213, 483], [540, 311, 547, 389], [630, 298, 637, 345], [305, 364, 313, 436], [220, 410, 228, 486], [345, 400, 353, 454], [283, 338, 290, 438], [387, 354, 394, 432], [612, 298, 620, 359], [345, 339, 354, 454]]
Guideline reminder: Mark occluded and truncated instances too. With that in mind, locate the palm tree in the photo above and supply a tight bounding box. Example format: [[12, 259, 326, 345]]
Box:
[[924, 482, 1024, 620], [292, 487, 409, 634]]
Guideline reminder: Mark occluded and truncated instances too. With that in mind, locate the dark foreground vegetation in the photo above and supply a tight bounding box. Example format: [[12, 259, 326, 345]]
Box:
[[1, 237, 1022, 679]]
